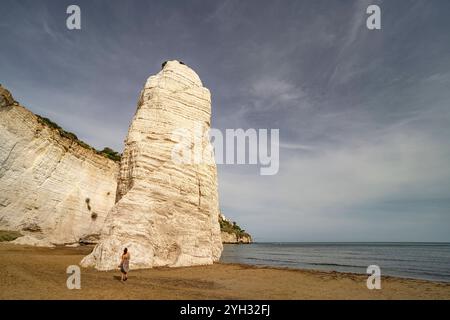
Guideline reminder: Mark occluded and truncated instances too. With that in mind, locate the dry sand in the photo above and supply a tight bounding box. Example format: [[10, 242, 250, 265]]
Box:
[[0, 243, 449, 300]]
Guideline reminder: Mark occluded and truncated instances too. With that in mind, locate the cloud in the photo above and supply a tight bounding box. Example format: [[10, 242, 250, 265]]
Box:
[[279, 143, 315, 151], [250, 78, 305, 102]]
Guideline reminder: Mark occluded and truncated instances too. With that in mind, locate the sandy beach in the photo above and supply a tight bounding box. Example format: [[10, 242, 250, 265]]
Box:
[[0, 243, 449, 300]]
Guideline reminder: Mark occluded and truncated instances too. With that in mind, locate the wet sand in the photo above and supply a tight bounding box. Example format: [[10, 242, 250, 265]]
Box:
[[0, 243, 449, 300]]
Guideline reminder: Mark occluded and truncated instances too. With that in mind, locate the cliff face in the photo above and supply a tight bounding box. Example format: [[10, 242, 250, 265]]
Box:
[[81, 61, 223, 270], [0, 86, 119, 246]]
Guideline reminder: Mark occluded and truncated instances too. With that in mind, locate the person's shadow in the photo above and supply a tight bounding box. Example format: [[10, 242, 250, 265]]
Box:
[[113, 275, 122, 282]]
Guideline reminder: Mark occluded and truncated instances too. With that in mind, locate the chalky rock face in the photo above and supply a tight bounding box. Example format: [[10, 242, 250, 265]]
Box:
[[81, 61, 223, 270], [0, 97, 118, 246]]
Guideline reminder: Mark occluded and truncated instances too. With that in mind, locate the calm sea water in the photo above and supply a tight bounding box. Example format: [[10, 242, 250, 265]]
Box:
[[220, 243, 450, 282]]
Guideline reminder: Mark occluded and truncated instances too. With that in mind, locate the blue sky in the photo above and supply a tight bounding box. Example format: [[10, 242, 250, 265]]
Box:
[[1, 0, 450, 241]]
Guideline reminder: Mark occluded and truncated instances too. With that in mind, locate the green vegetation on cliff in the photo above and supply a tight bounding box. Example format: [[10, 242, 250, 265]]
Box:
[[99, 147, 121, 162], [0, 84, 16, 107], [35, 115, 122, 162], [219, 214, 251, 240], [0, 230, 22, 242]]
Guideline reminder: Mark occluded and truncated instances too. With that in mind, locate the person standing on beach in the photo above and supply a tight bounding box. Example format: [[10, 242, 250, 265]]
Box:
[[119, 248, 130, 281]]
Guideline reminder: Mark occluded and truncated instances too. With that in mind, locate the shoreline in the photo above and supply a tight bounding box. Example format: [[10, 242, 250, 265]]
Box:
[[217, 262, 450, 286], [221, 242, 450, 284], [1, 243, 449, 300]]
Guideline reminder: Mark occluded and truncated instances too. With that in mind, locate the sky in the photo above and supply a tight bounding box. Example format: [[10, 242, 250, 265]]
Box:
[[1, 0, 450, 242]]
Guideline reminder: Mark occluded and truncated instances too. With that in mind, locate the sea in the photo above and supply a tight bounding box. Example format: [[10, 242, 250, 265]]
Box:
[[220, 242, 450, 282]]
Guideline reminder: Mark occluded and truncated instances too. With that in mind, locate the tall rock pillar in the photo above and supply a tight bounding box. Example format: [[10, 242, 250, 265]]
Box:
[[81, 60, 223, 270]]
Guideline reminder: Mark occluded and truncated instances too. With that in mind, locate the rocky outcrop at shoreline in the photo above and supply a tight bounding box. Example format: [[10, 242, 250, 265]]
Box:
[[221, 231, 252, 244], [219, 213, 252, 244]]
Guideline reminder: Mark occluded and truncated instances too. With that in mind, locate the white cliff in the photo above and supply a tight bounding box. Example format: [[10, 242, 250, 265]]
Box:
[[81, 61, 223, 270], [0, 86, 119, 246]]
